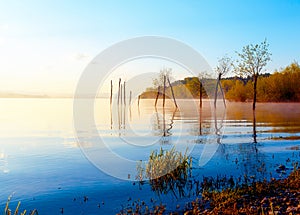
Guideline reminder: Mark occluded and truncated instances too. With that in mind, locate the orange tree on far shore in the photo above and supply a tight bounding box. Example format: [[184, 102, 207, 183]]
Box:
[[222, 62, 300, 102]]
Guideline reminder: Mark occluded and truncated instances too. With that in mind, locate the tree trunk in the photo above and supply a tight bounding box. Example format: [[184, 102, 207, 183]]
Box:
[[199, 81, 203, 109], [154, 86, 160, 107], [252, 109, 257, 143], [167, 77, 178, 108], [117, 78, 121, 105], [214, 74, 222, 109], [120, 84, 122, 105], [110, 80, 113, 106], [163, 75, 166, 107], [138, 95, 140, 108], [218, 81, 226, 108], [123, 81, 126, 105], [253, 74, 258, 110]]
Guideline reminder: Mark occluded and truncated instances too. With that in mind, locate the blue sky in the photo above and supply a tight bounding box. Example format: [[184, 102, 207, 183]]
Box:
[[0, 0, 299, 95]]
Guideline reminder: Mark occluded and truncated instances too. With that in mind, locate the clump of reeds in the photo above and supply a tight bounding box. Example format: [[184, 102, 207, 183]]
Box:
[[4, 196, 38, 215], [137, 147, 192, 198]]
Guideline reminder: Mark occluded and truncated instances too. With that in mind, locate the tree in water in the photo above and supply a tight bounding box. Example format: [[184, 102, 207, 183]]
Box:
[[153, 68, 178, 108], [152, 68, 172, 88], [235, 39, 271, 110], [214, 55, 232, 108]]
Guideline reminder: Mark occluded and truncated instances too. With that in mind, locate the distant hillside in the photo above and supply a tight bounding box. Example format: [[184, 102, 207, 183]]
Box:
[[140, 77, 213, 99], [0, 92, 50, 98], [140, 63, 300, 102], [0, 92, 110, 98]]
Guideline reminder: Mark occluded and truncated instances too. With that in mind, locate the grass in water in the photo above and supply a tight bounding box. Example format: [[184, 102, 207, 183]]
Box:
[[136, 147, 192, 199], [4, 196, 38, 215]]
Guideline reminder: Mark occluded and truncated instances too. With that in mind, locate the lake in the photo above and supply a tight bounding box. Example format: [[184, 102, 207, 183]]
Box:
[[0, 98, 300, 214]]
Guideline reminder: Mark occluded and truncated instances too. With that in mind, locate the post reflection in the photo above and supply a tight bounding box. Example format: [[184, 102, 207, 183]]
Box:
[[253, 110, 257, 144], [153, 106, 178, 140], [214, 107, 226, 144]]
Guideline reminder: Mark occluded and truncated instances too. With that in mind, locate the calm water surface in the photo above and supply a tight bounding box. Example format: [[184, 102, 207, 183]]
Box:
[[0, 98, 299, 214]]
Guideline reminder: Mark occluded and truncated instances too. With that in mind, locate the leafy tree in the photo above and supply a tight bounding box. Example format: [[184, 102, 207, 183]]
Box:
[[235, 40, 271, 110], [222, 79, 251, 102], [221, 62, 300, 102], [261, 62, 300, 102], [184, 77, 201, 98]]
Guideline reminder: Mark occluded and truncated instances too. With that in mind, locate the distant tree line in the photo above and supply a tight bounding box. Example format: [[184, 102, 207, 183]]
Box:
[[140, 76, 210, 99], [222, 62, 300, 102], [140, 62, 300, 102]]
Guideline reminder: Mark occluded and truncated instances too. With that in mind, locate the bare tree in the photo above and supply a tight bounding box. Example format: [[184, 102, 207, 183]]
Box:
[[236, 39, 271, 110], [153, 68, 177, 108], [214, 55, 232, 108], [153, 68, 172, 88]]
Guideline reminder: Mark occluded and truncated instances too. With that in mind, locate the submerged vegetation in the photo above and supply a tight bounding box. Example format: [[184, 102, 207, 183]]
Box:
[[189, 165, 300, 215], [3, 196, 38, 215], [120, 164, 300, 215], [117, 146, 300, 214], [136, 147, 192, 199]]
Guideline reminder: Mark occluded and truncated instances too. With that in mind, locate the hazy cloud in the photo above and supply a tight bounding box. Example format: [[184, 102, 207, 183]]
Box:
[[72, 52, 90, 61]]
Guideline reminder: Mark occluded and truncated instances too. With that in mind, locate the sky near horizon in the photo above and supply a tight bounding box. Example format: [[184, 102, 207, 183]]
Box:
[[0, 0, 299, 95]]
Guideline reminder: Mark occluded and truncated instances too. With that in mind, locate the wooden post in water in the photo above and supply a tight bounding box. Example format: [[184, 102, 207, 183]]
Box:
[[167, 77, 177, 108], [199, 79, 203, 109], [253, 110, 257, 143], [110, 80, 113, 130], [120, 83, 123, 127], [199, 107, 202, 135], [123, 98, 126, 129], [117, 78, 121, 130], [129, 91, 132, 106], [154, 86, 160, 107], [163, 106, 166, 136], [214, 74, 226, 109], [163, 75, 166, 107], [214, 78, 219, 109], [110, 80, 113, 106], [117, 78, 121, 105], [219, 81, 226, 108], [120, 83, 123, 107], [138, 95, 141, 117], [123, 81, 126, 105], [199, 78, 203, 135]]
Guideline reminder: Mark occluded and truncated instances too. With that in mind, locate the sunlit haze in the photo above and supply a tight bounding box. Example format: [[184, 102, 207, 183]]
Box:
[[0, 0, 300, 96]]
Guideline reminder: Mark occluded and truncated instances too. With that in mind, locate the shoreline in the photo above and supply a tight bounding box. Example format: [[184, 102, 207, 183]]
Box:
[[118, 168, 300, 215]]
